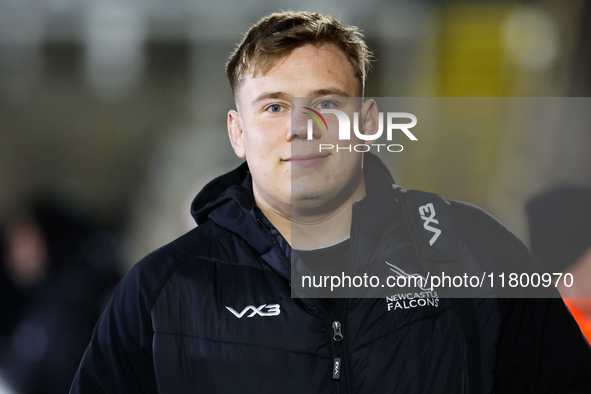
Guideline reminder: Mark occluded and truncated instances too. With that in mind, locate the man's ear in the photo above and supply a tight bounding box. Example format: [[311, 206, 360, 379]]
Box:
[[227, 110, 246, 159], [359, 99, 379, 145]]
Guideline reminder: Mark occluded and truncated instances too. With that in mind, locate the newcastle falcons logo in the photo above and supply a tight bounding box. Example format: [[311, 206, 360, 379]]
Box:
[[225, 304, 281, 318], [385, 261, 431, 291], [418, 203, 441, 246]]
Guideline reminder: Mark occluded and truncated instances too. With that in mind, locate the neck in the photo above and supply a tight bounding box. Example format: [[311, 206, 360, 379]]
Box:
[[255, 177, 367, 249]]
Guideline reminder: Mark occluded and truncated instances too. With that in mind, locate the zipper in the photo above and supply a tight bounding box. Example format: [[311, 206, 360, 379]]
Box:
[[329, 204, 356, 389], [332, 321, 343, 380], [255, 217, 348, 389]]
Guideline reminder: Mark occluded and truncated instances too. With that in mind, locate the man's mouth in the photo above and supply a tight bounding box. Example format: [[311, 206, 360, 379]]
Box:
[[283, 153, 330, 166]]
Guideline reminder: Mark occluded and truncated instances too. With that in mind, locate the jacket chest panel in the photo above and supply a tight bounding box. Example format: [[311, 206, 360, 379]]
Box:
[[152, 262, 331, 355], [151, 262, 469, 393], [344, 298, 466, 393]]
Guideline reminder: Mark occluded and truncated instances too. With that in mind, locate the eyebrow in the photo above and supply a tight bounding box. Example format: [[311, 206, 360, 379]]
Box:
[[251, 91, 290, 105], [308, 88, 351, 97], [251, 88, 351, 106]]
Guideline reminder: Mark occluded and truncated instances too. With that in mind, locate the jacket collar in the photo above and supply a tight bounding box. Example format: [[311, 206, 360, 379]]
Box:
[[190, 153, 400, 278]]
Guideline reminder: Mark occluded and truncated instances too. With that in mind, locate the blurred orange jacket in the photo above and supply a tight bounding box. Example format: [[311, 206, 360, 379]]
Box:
[[564, 299, 591, 343]]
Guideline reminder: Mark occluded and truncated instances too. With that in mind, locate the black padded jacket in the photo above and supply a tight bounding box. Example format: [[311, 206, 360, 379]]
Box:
[[70, 153, 591, 393]]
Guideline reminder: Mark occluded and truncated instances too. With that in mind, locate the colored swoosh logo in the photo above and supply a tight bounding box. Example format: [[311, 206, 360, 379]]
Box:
[[303, 107, 328, 131]]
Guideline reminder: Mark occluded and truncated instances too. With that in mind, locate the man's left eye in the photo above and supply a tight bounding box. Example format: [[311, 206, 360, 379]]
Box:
[[319, 101, 334, 109]]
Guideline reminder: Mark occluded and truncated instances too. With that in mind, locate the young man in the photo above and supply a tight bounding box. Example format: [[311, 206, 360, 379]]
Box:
[[71, 11, 591, 393]]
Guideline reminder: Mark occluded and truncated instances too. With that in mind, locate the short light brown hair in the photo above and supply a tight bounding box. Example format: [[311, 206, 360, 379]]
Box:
[[226, 11, 372, 96]]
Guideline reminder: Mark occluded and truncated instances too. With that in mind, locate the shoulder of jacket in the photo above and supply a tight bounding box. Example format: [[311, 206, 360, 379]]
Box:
[[446, 200, 517, 247], [446, 200, 541, 282], [117, 221, 236, 309], [394, 187, 524, 262], [395, 187, 513, 245]]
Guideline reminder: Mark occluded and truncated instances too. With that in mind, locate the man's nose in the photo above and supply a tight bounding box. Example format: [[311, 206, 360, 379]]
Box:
[[287, 109, 321, 141]]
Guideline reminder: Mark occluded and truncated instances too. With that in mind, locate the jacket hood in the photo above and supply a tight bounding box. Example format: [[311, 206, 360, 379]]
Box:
[[189, 160, 300, 283], [191, 161, 253, 226]]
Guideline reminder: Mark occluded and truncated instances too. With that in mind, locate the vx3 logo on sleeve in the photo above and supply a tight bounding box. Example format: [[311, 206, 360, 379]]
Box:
[[418, 203, 441, 246], [225, 304, 281, 318]]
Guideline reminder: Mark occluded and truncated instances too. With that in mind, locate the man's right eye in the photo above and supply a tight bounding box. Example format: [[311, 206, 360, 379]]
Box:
[[267, 104, 283, 113]]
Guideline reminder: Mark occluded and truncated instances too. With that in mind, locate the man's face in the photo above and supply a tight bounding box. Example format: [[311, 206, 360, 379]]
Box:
[[228, 43, 375, 217]]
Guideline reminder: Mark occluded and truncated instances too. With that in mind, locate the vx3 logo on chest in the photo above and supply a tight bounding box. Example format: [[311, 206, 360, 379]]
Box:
[[225, 304, 281, 318]]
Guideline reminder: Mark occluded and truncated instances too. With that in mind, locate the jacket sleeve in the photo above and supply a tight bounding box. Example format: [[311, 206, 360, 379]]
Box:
[[496, 297, 591, 393], [70, 258, 161, 394], [450, 201, 591, 393]]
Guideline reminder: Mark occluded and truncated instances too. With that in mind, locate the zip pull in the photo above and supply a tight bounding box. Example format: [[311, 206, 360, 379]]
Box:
[[332, 358, 341, 380], [332, 321, 343, 341], [332, 321, 343, 380]]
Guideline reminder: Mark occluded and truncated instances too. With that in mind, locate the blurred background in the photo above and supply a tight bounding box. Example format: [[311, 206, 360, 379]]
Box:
[[1, 0, 590, 393]]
